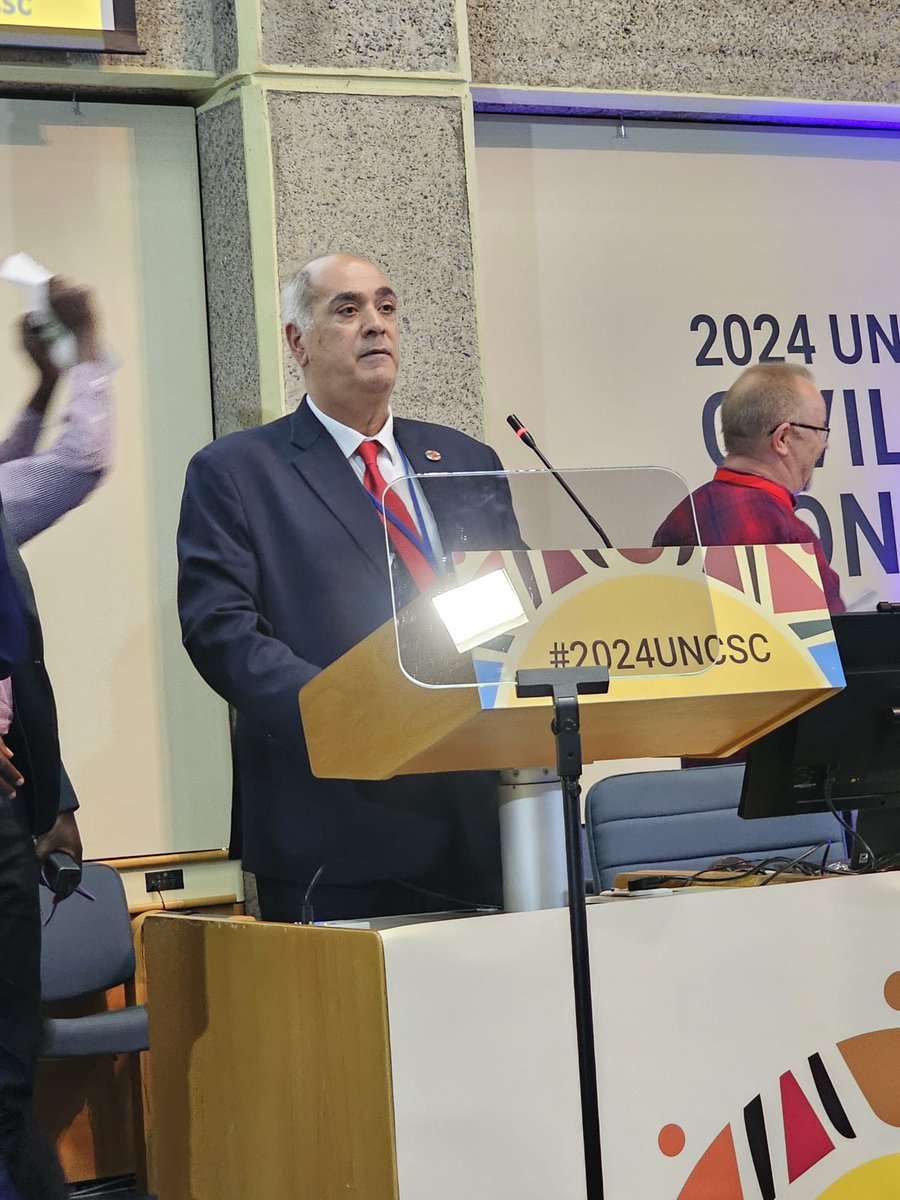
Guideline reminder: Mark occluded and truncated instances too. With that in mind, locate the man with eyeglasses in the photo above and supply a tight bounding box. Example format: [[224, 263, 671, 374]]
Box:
[[654, 362, 844, 613]]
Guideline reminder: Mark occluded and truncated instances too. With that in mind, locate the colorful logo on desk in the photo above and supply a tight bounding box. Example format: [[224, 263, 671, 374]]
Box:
[[661, 971, 900, 1198]]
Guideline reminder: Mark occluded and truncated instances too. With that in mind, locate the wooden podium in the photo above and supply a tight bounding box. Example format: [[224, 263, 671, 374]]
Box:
[[300, 544, 844, 776], [301, 543, 844, 914]]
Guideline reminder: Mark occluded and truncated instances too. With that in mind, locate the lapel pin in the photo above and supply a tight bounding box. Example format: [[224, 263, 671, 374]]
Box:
[[425, 449, 442, 462]]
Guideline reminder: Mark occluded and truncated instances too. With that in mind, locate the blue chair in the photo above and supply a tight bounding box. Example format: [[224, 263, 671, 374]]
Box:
[[39, 862, 149, 1058], [585, 764, 846, 892], [38, 862, 149, 1190]]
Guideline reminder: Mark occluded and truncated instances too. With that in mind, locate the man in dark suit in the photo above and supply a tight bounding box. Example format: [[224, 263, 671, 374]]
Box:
[[178, 253, 522, 921], [0, 508, 26, 679]]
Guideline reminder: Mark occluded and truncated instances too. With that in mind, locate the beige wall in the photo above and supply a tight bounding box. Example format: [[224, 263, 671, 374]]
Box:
[[0, 99, 231, 858]]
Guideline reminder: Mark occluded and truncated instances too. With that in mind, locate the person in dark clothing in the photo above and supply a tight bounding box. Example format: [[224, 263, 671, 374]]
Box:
[[0, 509, 73, 1200]]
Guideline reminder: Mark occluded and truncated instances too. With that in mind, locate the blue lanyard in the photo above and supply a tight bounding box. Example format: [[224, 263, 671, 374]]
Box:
[[364, 446, 439, 572]]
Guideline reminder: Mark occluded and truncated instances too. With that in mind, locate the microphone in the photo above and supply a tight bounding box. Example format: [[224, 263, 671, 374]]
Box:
[[507, 414, 613, 549], [42, 850, 82, 901]]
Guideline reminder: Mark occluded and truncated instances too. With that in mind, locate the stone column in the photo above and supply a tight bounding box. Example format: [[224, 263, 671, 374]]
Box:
[[197, 0, 486, 437]]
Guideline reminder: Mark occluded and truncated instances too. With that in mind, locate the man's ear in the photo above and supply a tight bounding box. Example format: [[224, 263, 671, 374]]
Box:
[[285, 323, 309, 368], [770, 421, 791, 459]]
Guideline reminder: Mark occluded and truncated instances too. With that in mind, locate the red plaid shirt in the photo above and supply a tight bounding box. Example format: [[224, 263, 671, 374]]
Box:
[[654, 467, 845, 614]]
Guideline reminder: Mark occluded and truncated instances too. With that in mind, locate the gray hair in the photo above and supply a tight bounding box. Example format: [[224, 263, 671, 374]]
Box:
[[280, 264, 316, 332], [280, 252, 389, 333], [721, 363, 815, 455]]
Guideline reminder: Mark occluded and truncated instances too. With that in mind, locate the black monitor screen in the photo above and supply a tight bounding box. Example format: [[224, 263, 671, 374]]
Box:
[[739, 612, 900, 820]]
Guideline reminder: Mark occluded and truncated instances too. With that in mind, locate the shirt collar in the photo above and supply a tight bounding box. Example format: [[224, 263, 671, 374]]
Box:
[[305, 394, 398, 466], [714, 466, 796, 513]]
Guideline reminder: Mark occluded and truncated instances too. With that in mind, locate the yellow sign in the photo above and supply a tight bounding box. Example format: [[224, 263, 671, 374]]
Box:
[[449, 545, 843, 721], [0, 1, 105, 30]]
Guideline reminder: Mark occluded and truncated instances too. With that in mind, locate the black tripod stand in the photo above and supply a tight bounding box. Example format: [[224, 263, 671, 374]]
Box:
[[515, 666, 610, 1200]]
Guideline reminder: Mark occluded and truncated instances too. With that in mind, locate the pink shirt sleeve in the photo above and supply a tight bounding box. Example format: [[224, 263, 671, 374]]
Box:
[[0, 360, 114, 545]]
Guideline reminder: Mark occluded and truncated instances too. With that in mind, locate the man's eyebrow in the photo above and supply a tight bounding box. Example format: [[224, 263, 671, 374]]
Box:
[[329, 291, 363, 308], [327, 287, 397, 308]]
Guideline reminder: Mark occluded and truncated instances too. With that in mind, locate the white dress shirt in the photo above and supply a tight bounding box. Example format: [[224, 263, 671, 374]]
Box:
[[305, 395, 444, 567]]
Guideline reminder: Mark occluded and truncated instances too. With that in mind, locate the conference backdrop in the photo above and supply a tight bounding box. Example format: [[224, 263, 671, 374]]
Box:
[[475, 116, 900, 611]]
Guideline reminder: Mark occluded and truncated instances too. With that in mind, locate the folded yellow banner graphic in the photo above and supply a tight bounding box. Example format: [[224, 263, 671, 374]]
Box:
[[0, 2, 106, 31]]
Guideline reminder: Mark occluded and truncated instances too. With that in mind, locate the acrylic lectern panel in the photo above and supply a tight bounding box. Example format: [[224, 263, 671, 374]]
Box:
[[299, 465, 843, 779], [383, 466, 718, 700]]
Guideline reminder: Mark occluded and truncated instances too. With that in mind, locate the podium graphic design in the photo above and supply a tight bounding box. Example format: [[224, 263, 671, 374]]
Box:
[[301, 540, 843, 779]]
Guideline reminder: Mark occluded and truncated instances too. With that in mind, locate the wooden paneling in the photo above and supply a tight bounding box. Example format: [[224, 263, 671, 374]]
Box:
[[143, 915, 398, 1200], [301, 600, 835, 778], [34, 985, 142, 1184]]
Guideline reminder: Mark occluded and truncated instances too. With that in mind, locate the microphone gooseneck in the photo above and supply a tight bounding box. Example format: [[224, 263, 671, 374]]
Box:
[[506, 414, 613, 550]]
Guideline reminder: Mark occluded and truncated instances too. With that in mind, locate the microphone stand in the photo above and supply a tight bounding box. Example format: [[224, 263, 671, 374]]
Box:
[[507, 416, 616, 1197], [507, 414, 613, 550], [516, 666, 609, 1200]]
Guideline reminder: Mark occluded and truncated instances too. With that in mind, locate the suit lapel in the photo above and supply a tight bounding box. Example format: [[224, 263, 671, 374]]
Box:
[[395, 420, 465, 550], [288, 398, 392, 581], [393, 420, 445, 476]]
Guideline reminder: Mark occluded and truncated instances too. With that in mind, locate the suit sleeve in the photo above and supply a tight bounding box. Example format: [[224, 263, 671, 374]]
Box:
[[58, 762, 79, 813], [177, 448, 319, 757], [0, 502, 27, 678]]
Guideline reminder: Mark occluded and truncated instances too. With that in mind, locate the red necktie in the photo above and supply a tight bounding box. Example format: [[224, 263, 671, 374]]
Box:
[[358, 440, 437, 590]]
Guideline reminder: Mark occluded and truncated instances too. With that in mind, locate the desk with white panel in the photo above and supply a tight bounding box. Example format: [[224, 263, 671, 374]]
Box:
[[143, 873, 900, 1199]]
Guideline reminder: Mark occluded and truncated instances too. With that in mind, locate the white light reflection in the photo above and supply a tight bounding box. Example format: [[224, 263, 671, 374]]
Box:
[[431, 568, 527, 654]]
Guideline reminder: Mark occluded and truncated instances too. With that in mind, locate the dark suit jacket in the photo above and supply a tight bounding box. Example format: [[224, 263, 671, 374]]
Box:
[[0, 502, 26, 678], [177, 400, 523, 900], [0, 511, 77, 836]]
